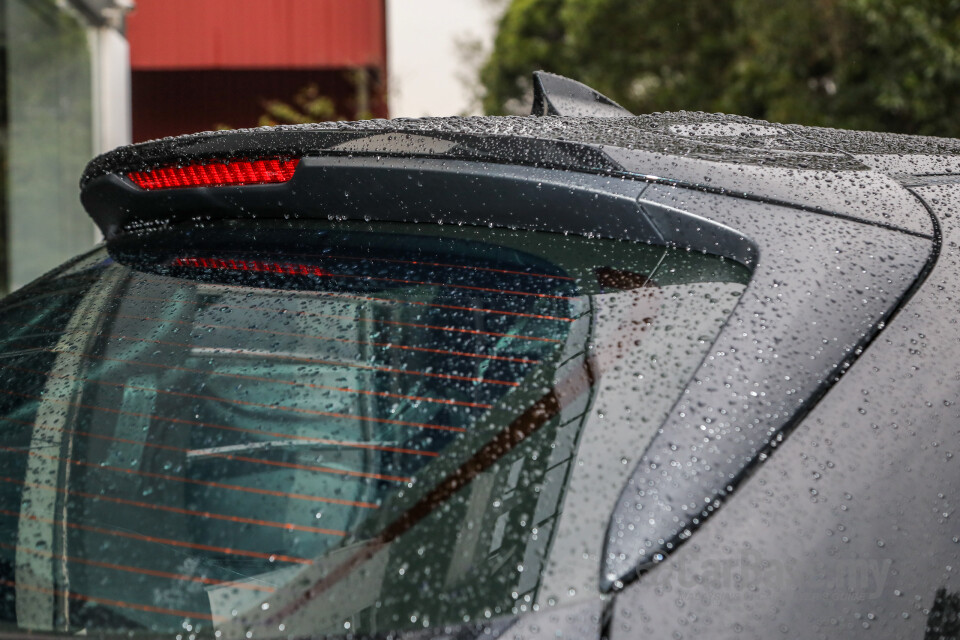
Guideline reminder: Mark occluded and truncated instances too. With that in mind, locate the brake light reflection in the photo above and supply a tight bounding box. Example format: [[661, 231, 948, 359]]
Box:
[[173, 257, 331, 277], [128, 158, 299, 190]]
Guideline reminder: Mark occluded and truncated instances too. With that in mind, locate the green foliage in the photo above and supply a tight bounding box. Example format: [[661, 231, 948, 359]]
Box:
[[215, 69, 376, 130], [480, 0, 960, 136], [258, 83, 340, 127]]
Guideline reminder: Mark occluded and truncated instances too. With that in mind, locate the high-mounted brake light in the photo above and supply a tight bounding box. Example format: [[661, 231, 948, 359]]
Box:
[[128, 158, 299, 190]]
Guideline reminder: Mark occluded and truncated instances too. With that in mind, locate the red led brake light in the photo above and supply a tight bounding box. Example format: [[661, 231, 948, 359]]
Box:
[[174, 257, 331, 277], [128, 158, 299, 190]]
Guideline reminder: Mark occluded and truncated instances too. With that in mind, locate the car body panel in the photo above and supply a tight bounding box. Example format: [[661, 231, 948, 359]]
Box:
[[609, 181, 960, 640], [602, 185, 934, 587]]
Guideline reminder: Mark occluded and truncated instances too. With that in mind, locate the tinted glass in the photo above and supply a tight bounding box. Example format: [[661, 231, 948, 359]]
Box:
[[0, 221, 750, 636]]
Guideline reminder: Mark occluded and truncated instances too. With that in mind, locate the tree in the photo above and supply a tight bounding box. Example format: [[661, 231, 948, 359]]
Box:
[[215, 70, 376, 130], [479, 0, 960, 137], [257, 83, 340, 126], [258, 70, 376, 126]]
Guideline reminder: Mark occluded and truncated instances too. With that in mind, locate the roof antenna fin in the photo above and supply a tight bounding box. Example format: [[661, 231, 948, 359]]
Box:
[[531, 71, 632, 117]]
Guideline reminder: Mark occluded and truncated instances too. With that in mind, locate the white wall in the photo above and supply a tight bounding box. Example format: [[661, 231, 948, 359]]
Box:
[[90, 26, 133, 156], [386, 0, 504, 118]]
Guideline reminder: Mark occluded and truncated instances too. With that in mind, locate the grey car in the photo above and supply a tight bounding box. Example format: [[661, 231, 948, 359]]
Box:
[[0, 72, 957, 639]]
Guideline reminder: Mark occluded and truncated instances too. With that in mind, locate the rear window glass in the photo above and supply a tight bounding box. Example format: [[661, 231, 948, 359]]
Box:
[[0, 221, 750, 636]]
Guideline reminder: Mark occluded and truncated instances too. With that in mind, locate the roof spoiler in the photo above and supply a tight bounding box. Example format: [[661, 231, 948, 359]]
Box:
[[531, 71, 632, 117]]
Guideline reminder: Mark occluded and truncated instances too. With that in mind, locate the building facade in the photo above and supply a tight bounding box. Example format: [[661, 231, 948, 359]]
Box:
[[127, 0, 388, 142], [1, 0, 132, 292]]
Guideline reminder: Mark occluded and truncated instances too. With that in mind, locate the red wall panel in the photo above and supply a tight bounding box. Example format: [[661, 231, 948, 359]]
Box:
[[132, 69, 387, 142], [128, 0, 386, 71]]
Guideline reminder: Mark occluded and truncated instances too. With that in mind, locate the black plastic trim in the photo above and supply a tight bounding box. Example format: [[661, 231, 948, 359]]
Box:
[[81, 128, 933, 240], [83, 157, 748, 264]]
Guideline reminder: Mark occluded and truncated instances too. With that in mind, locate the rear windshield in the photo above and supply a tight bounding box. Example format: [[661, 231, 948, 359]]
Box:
[[0, 221, 750, 636]]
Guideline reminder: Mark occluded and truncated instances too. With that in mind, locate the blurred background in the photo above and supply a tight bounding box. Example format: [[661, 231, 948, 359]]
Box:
[[1, 0, 958, 292]]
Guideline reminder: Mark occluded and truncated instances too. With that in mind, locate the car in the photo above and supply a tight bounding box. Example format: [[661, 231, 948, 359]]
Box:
[[0, 71, 957, 640]]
